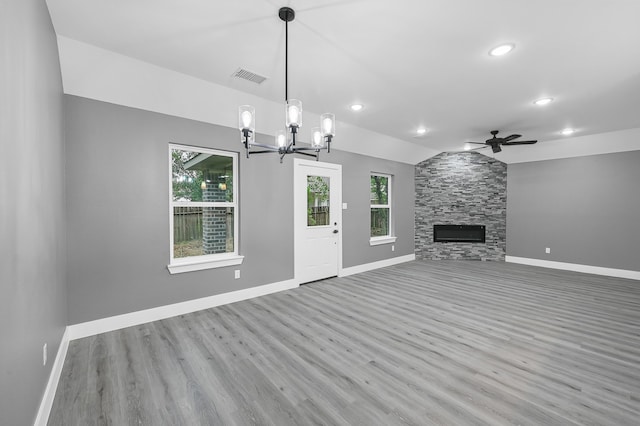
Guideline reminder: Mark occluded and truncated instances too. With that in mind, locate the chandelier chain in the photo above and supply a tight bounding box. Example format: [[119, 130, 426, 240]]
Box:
[[285, 16, 288, 102]]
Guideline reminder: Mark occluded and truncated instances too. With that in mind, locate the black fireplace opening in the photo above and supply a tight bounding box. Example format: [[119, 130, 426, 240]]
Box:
[[433, 224, 485, 243]]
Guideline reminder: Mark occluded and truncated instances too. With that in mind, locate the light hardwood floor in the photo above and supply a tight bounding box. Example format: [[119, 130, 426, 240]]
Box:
[[49, 261, 640, 425]]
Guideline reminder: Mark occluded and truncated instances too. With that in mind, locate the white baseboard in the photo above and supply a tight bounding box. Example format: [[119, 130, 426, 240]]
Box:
[[339, 254, 415, 277], [67, 279, 299, 341], [66, 256, 418, 341], [34, 327, 70, 426], [505, 256, 640, 280]]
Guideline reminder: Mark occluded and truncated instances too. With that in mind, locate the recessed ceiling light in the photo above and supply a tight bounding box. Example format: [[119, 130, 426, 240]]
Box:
[[350, 104, 363, 111], [416, 127, 427, 136], [489, 43, 515, 56], [534, 97, 554, 106], [464, 143, 473, 151], [561, 128, 575, 135]]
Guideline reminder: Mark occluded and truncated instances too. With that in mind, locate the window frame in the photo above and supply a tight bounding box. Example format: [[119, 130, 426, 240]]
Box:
[[369, 172, 397, 246], [167, 143, 243, 274]]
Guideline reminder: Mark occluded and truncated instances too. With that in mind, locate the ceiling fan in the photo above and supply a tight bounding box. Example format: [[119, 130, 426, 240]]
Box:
[[466, 130, 537, 153]]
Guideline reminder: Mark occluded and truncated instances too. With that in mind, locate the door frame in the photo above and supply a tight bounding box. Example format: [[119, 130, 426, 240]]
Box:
[[293, 158, 343, 284]]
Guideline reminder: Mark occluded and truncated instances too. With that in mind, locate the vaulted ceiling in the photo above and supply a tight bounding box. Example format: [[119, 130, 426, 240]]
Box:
[[46, 0, 640, 162]]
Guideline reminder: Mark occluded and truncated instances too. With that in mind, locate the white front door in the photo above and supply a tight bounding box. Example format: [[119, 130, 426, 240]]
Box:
[[294, 159, 342, 284]]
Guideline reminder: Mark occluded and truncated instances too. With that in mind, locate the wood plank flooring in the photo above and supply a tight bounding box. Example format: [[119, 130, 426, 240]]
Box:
[[48, 261, 640, 425]]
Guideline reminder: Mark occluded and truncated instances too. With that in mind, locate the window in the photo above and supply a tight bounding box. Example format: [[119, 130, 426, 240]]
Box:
[[370, 173, 396, 245], [168, 144, 243, 274]]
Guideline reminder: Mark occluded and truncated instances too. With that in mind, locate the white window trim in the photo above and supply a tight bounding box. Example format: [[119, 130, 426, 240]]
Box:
[[369, 236, 397, 246], [369, 172, 394, 244], [167, 143, 242, 274], [168, 254, 244, 275]]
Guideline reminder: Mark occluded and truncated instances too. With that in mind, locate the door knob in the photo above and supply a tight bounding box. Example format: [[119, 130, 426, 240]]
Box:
[[333, 229, 339, 234]]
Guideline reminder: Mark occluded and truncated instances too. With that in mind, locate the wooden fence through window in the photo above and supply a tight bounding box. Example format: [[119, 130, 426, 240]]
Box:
[[174, 207, 203, 243], [308, 206, 329, 226]]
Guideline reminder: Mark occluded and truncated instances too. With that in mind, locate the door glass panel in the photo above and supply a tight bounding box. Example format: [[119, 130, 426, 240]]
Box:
[[307, 175, 330, 226]]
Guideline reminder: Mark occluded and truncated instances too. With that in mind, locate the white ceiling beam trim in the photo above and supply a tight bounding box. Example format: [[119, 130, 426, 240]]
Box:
[[56, 37, 439, 165]]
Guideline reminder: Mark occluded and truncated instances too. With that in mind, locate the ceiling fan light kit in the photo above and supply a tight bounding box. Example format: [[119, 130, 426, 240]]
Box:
[[238, 7, 335, 163]]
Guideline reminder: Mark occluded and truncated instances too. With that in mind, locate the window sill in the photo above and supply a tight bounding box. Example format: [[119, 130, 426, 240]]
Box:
[[369, 236, 397, 246], [167, 255, 244, 275]]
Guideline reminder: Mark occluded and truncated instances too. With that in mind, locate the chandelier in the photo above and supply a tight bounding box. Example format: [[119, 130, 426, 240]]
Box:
[[238, 7, 335, 162]]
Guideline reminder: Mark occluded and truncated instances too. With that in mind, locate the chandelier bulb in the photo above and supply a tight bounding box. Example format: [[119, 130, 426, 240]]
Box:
[[288, 107, 299, 125], [323, 117, 332, 133], [311, 127, 323, 149], [241, 111, 252, 128], [238, 105, 255, 131], [276, 130, 287, 148]]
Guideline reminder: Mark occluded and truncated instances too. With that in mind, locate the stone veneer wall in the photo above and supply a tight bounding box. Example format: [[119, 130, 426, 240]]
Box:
[[415, 152, 507, 260]]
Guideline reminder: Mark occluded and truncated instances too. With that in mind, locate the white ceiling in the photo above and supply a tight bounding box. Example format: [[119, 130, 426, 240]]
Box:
[[46, 0, 640, 157]]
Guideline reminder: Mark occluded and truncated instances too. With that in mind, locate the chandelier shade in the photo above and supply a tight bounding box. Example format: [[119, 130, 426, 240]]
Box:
[[238, 105, 255, 145]]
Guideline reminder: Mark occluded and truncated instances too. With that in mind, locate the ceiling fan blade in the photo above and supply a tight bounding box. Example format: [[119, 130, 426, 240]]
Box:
[[502, 140, 537, 145], [502, 134, 522, 142], [466, 142, 486, 145]]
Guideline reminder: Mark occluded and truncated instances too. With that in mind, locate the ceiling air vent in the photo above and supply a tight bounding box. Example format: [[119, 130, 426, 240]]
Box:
[[232, 68, 267, 85]]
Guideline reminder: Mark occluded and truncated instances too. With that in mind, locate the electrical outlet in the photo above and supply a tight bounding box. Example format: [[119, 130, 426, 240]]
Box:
[[391, 245, 395, 252], [43, 343, 47, 366], [545, 247, 551, 254], [234, 270, 240, 279]]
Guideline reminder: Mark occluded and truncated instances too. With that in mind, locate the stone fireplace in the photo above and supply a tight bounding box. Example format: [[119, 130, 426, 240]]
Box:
[[414, 152, 506, 260]]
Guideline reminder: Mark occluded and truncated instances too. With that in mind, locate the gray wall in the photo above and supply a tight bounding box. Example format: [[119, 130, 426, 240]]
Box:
[[507, 150, 640, 271], [65, 96, 415, 324], [0, 1, 67, 425], [333, 149, 415, 268], [415, 152, 507, 260]]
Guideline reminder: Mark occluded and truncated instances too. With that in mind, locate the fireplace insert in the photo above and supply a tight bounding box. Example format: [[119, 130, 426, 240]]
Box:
[[433, 225, 485, 243]]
